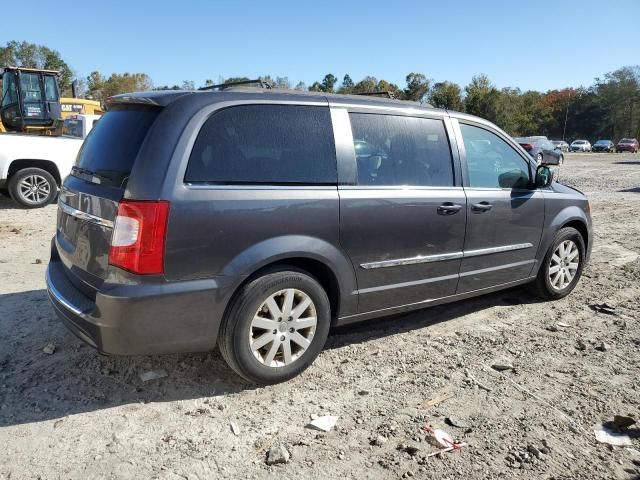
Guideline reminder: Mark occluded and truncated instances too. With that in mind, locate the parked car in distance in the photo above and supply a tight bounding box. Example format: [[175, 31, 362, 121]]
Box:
[[591, 140, 615, 152], [616, 138, 639, 153], [570, 140, 591, 152], [551, 140, 570, 152], [46, 88, 593, 384], [514, 137, 564, 165]]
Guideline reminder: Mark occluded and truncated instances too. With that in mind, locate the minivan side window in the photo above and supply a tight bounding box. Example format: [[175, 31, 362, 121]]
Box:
[[459, 123, 530, 189], [185, 105, 336, 185], [348, 113, 453, 187]]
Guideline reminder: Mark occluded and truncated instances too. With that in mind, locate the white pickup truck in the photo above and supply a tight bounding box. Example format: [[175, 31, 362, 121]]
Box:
[[0, 114, 100, 207]]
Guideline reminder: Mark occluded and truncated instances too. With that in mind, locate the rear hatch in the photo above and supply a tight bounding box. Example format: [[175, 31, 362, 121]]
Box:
[[55, 104, 161, 297]]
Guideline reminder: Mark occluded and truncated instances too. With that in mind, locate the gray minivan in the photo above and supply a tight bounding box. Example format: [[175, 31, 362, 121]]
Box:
[[46, 88, 592, 384]]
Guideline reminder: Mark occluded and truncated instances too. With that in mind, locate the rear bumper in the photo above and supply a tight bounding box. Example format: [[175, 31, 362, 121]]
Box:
[[46, 244, 241, 356]]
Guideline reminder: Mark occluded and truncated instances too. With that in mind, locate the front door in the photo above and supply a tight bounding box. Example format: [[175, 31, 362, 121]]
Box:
[[455, 121, 545, 293], [338, 111, 466, 313]]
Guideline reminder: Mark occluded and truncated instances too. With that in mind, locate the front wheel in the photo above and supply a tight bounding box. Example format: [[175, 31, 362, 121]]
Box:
[[558, 155, 564, 165], [218, 269, 331, 384], [536, 153, 543, 164], [532, 227, 585, 300], [8, 168, 57, 208]]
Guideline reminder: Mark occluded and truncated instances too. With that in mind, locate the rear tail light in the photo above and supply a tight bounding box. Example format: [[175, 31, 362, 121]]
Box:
[[520, 143, 534, 151], [109, 200, 170, 274]]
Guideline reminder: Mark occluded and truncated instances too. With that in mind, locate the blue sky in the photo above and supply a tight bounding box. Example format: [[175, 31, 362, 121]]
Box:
[[3, 0, 639, 92]]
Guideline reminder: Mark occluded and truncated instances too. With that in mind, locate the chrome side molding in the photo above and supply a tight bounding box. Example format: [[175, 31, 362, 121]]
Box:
[[361, 251, 463, 269], [463, 243, 534, 258], [360, 243, 533, 269], [58, 201, 114, 229]]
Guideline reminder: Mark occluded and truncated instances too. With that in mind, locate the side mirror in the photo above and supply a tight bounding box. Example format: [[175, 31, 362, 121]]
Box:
[[535, 165, 554, 188]]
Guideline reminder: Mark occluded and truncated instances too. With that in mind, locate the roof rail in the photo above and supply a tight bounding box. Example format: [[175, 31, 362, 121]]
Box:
[[198, 78, 273, 91], [354, 90, 398, 99]]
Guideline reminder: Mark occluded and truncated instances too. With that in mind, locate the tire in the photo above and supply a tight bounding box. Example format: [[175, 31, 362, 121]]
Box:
[[536, 153, 543, 164], [532, 227, 586, 300], [218, 268, 331, 384], [8, 168, 57, 208], [558, 155, 564, 165]]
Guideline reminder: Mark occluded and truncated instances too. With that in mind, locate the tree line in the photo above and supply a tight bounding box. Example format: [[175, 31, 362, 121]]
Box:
[[2, 40, 639, 141]]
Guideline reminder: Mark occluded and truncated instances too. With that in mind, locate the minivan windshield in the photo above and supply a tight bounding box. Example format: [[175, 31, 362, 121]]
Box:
[[73, 105, 160, 187]]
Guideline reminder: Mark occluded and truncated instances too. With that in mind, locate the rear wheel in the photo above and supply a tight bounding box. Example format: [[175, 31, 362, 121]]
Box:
[[218, 268, 331, 384], [558, 154, 564, 165], [536, 153, 543, 164], [532, 227, 585, 300], [8, 168, 57, 208]]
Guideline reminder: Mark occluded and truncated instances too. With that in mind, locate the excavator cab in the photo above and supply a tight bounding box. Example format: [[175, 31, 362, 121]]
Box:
[[0, 67, 62, 133]]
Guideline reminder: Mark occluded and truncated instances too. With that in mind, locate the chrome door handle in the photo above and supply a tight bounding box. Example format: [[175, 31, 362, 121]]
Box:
[[437, 203, 463, 215], [471, 202, 493, 212]]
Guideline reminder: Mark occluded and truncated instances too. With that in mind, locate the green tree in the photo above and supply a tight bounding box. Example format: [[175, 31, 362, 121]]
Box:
[[376, 79, 402, 97], [321, 73, 338, 93], [429, 81, 464, 110], [0, 40, 74, 94], [464, 74, 501, 124], [338, 74, 354, 94], [594, 66, 640, 140], [224, 76, 251, 84], [87, 71, 153, 102], [352, 76, 378, 94], [308, 81, 324, 92], [403, 72, 430, 103]]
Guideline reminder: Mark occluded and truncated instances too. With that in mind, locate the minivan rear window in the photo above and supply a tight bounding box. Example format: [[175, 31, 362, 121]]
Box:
[[185, 105, 336, 185], [73, 105, 160, 187]]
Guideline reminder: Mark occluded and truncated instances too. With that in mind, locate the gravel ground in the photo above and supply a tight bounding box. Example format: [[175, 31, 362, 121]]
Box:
[[1, 152, 639, 479]]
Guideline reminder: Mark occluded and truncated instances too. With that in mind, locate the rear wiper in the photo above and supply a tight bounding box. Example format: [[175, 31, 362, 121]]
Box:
[[71, 166, 111, 184]]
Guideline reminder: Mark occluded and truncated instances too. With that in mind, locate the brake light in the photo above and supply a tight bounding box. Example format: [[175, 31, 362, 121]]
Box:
[[520, 143, 534, 151], [109, 200, 170, 274]]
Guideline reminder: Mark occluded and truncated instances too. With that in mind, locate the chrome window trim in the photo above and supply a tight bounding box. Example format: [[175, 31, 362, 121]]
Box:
[[360, 242, 533, 269], [339, 186, 464, 191], [183, 184, 337, 191], [58, 201, 114, 229]]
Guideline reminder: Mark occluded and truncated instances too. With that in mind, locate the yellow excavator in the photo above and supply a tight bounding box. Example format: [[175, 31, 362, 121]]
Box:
[[0, 66, 102, 135]]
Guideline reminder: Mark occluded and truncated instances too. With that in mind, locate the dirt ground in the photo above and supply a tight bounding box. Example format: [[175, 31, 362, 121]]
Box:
[[1, 152, 639, 480]]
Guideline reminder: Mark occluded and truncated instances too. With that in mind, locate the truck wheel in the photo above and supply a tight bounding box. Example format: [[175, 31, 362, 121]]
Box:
[[8, 168, 58, 208], [218, 268, 331, 384], [532, 227, 585, 300]]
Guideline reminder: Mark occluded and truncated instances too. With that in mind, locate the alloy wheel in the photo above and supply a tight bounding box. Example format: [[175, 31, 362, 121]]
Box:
[[18, 174, 51, 205], [249, 288, 317, 367], [549, 240, 580, 290]]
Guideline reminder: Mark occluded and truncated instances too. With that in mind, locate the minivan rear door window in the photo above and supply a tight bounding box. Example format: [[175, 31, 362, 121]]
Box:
[[348, 113, 454, 187]]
